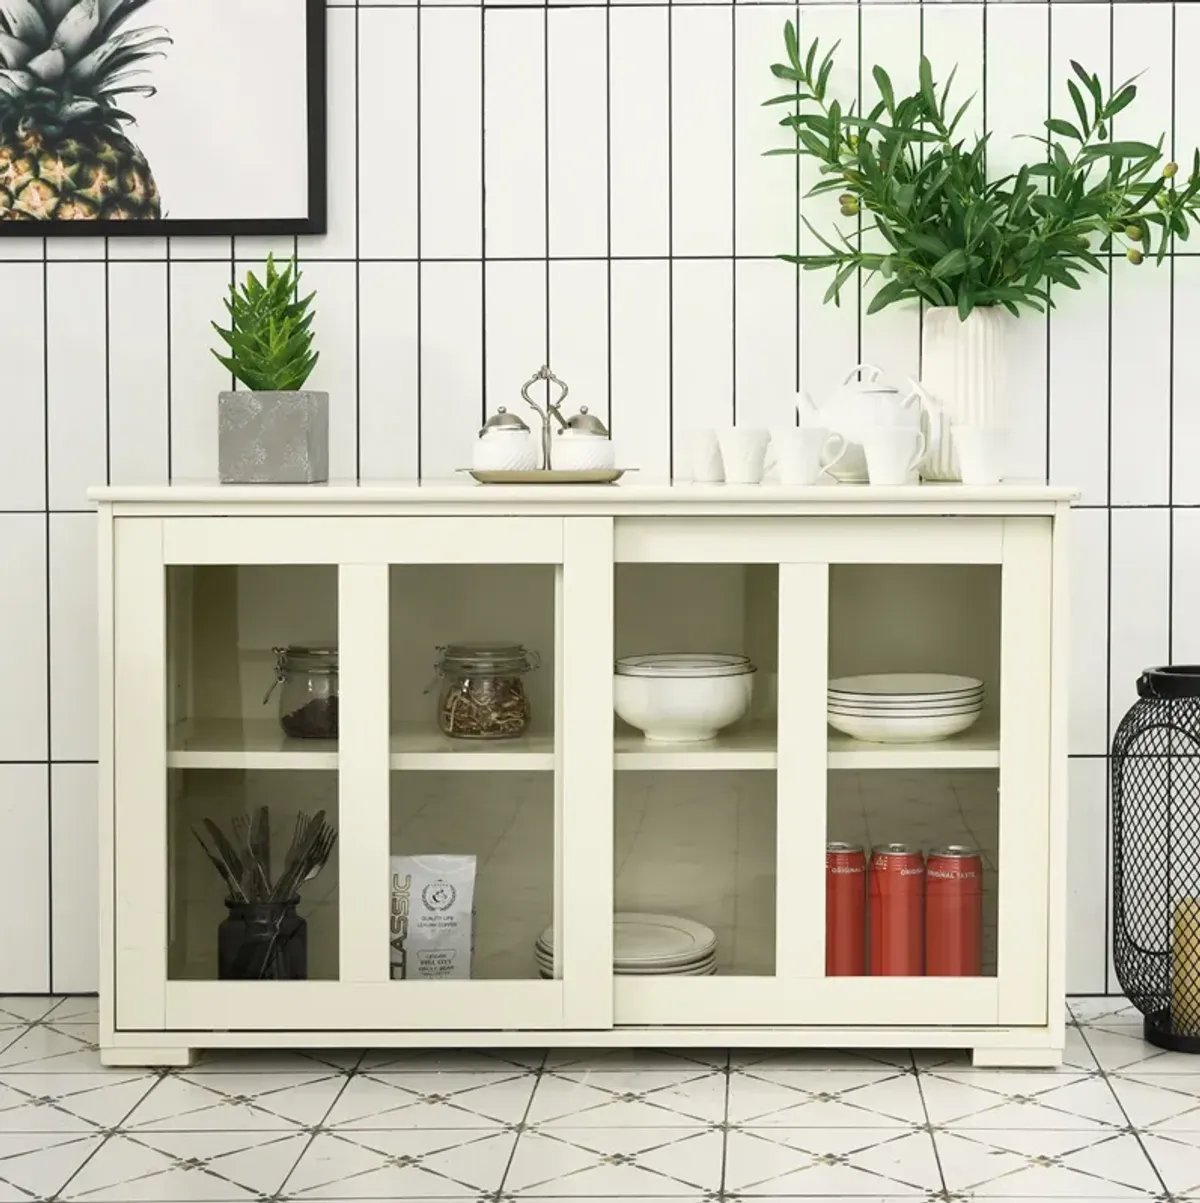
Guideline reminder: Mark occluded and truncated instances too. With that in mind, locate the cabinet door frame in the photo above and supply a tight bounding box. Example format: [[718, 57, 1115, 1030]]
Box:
[[611, 514, 1054, 1029], [108, 514, 615, 1034]]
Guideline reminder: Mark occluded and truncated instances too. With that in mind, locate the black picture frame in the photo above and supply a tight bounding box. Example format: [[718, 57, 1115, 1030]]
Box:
[[0, 0, 327, 238]]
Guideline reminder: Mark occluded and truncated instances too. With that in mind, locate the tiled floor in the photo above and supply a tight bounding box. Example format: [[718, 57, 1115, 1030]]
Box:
[[0, 996, 1198, 1201]]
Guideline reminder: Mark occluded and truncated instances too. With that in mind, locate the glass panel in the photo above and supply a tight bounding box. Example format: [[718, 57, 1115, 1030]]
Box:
[[168, 769, 340, 980], [825, 563, 1002, 979], [390, 564, 556, 752], [613, 564, 777, 977], [168, 564, 340, 753], [165, 564, 340, 982], [826, 770, 998, 977], [388, 772, 553, 980], [387, 563, 557, 982], [616, 772, 775, 975]]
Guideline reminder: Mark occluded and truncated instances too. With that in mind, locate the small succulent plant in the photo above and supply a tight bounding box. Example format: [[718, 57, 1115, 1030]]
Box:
[[212, 255, 319, 392]]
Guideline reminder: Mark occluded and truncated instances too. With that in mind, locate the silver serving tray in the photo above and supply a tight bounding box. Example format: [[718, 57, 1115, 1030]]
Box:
[[462, 468, 631, 485]]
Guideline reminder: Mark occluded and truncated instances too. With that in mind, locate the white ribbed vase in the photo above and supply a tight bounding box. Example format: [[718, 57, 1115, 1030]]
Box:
[[919, 306, 1007, 481]]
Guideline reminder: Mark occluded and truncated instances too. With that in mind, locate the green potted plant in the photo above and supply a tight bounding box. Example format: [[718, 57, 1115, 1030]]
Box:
[[212, 255, 325, 484], [768, 25, 1200, 479]]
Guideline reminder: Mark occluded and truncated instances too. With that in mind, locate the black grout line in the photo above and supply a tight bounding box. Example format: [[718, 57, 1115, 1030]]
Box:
[[354, 3, 363, 482], [605, 0, 613, 439], [731, 2, 738, 429], [496, 1049, 548, 1193], [481, 3, 489, 424], [667, 0, 675, 481], [545, 2, 552, 386], [1168, 0, 1177, 664], [417, 0, 424, 482], [1103, 1, 1115, 995], [41, 237, 53, 994]]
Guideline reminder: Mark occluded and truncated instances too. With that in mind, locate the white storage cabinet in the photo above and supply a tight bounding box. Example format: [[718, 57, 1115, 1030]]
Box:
[[93, 482, 1073, 1068]]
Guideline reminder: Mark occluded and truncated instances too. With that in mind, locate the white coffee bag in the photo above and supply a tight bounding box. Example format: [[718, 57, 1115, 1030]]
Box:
[[389, 854, 477, 980]]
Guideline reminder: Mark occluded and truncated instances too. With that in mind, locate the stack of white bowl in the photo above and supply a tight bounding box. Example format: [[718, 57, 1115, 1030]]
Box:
[[827, 673, 985, 744], [535, 912, 718, 978]]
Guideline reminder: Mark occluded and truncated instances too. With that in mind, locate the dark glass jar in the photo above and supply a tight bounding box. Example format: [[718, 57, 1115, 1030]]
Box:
[[266, 646, 338, 739], [218, 899, 308, 980]]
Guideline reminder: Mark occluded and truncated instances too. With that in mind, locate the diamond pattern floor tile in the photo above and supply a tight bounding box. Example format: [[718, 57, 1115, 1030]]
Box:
[[935, 1128, 1163, 1197], [0, 998, 63, 1024], [285, 1129, 518, 1198], [0, 1133, 103, 1200], [1107, 1072, 1200, 1131], [723, 1127, 941, 1195], [727, 1067, 925, 1127], [527, 1069, 727, 1128], [0, 1070, 157, 1131], [4, 996, 1199, 1203], [359, 1048, 543, 1074], [921, 1069, 1126, 1129], [60, 1130, 310, 1201], [325, 1071, 537, 1129], [504, 1127, 723, 1195], [123, 1071, 348, 1131], [0, 1025, 103, 1073]]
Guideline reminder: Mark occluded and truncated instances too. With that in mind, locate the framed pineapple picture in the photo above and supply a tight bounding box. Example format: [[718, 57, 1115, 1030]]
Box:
[[0, 0, 326, 235]]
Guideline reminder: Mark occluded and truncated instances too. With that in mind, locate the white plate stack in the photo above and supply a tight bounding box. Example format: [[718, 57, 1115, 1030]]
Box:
[[535, 912, 718, 978], [827, 673, 985, 744]]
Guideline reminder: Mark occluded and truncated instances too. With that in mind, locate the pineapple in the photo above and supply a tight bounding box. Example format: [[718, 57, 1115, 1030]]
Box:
[[0, 0, 169, 220]]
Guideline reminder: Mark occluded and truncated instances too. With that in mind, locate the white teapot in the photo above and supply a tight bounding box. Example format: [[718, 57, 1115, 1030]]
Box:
[[800, 364, 939, 483], [472, 408, 538, 472]]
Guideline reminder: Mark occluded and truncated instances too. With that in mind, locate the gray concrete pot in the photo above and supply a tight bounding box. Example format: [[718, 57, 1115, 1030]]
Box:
[[218, 390, 329, 484]]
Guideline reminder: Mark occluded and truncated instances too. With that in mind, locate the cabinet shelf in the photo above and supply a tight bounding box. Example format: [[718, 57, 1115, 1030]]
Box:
[[168, 720, 556, 771], [168, 717, 1000, 772]]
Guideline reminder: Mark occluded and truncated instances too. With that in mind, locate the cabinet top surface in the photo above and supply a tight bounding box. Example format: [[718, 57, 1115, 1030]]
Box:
[[91, 480, 1077, 514]]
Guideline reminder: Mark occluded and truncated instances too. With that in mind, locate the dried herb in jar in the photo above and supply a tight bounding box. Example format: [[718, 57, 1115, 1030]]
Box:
[[435, 643, 538, 741]]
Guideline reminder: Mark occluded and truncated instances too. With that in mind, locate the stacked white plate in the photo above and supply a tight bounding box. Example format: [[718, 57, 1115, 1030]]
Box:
[[827, 673, 985, 744], [535, 912, 718, 978]]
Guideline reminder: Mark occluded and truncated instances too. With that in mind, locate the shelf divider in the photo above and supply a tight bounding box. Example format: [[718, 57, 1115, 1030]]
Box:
[[338, 563, 392, 984], [776, 562, 830, 980]]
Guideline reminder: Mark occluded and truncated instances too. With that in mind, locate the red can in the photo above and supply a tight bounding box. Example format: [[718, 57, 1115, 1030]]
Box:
[[926, 845, 983, 976], [869, 843, 925, 976], [826, 842, 866, 976]]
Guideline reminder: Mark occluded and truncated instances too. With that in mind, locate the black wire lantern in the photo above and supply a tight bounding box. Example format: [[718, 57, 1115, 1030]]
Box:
[[1112, 667, 1200, 1053]]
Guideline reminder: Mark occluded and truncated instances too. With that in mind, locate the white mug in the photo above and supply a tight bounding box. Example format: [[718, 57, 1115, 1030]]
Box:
[[682, 428, 723, 482], [954, 425, 1002, 485], [774, 427, 848, 485], [864, 427, 926, 486], [718, 428, 770, 485]]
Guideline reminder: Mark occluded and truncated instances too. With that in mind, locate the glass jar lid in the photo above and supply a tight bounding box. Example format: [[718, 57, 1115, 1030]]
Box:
[[437, 642, 538, 676], [615, 653, 755, 679], [275, 645, 338, 674]]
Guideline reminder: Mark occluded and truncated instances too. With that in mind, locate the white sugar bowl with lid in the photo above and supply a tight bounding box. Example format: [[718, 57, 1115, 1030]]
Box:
[[553, 406, 616, 471], [614, 653, 756, 742], [473, 408, 538, 472]]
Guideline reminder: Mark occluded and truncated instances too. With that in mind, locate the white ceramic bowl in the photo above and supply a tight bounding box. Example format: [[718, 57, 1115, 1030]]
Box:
[[827, 708, 981, 744], [615, 664, 755, 742]]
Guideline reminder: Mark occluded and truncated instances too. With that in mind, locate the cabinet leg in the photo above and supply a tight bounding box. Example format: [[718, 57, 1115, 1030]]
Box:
[[971, 1046, 1062, 1069], [101, 1046, 195, 1069]]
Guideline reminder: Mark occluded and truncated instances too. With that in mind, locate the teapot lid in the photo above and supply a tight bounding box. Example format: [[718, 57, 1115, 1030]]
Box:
[[562, 405, 609, 437], [479, 406, 530, 436]]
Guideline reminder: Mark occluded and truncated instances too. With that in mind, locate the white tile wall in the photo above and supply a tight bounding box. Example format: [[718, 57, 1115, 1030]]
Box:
[[0, 0, 1187, 993]]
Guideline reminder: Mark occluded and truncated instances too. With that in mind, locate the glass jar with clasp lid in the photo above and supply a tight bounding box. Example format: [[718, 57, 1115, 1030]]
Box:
[[434, 642, 539, 740], [265, 645, 339, 740]]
